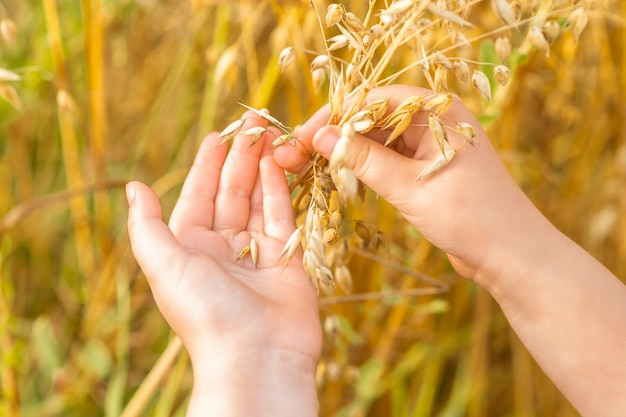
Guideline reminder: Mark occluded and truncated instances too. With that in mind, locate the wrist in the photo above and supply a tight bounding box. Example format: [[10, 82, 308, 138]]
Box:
[[187, 347, 318, 417], [471, 199, 557, 299]]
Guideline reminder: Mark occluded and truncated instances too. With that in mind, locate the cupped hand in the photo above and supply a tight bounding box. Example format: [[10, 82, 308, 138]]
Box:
[[274, 85, 541, 283], [127, 111, 322, 366]]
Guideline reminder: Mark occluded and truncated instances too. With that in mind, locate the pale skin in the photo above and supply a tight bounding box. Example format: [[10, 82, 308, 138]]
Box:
[[128, 86, 626, 416], [126, 112, 321, 417]]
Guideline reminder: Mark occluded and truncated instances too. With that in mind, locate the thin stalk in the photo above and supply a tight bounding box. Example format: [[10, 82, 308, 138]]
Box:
[[119, 336, 183, 417], [0, 244, 18, 417], [44, 0, 95, 284], [80, 0, 111, 250], [197, 4, 232, 139]]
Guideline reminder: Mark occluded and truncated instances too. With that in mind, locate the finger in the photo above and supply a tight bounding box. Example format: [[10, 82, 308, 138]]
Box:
[[126, 181, 189, 292], [273, 105, 329, 172], [273, 84, 435, 173], [246, 172, 264, 233], [169, 132, 228, 235], [259, 154, 296, 241], [312, 126, 432, 208], [213, 111, 268, 231], [246, 129, 281, 233]]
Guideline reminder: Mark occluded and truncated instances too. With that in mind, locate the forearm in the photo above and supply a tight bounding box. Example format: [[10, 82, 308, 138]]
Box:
[[476, 210, 626, 416], [187, 348, 318, 417]]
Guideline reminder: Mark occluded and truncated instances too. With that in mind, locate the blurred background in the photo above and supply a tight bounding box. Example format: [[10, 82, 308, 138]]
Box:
[[0, 0, 624, 416]]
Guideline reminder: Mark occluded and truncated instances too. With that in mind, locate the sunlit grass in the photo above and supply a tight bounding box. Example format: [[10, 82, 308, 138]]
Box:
[[0, 0, 623, 416]]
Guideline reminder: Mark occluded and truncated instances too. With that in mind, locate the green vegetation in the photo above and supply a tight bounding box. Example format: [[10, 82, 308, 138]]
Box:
[[0, 0, 623, 415]]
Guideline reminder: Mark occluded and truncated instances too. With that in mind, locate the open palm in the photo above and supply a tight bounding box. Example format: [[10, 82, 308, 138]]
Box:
[[127, 112, 321, 365]]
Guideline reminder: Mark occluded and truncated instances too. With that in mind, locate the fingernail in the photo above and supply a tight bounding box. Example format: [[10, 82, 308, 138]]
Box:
[[313, 128, 340, 157], [125, 183, 136, 206]]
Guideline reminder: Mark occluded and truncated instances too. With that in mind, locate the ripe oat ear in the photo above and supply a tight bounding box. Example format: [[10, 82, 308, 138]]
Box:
[[213, 0, 598, 287]]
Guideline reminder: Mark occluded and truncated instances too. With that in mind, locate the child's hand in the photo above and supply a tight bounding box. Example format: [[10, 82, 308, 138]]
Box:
[[274, 84, 538, 286], [127, 112, 321, 416], [275, 85, 626, 417]]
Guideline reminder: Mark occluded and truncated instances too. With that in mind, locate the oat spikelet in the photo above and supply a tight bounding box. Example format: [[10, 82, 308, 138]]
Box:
[[424, 93, 453, 115], [384, 112, 413, 146], [361, 98, 390, 123], [384, 0, 414, 16], [452, 32, 472, 49], [453, 60, 470, 86], [415, 149, 457, 181], [426, 3, 474, 27], [371, 230, 387, 251], [310, 54, 330, 71], [327, 34, 350, 51], [493, 65, 510, 86], [528, 26, 550, 57], [240, 126, 267, 146], [329, 122, 354, 171], [315, 265, 335, 294], [363, 24, 383, 46], [237, 244, 250, 261], [472, 70, 491, 102], [334, 264, 353, 293], [311, 68, 326, 93], [492, 0, 517, 26], [250, 238, 259, 269], [567, 8, 588, 44], [324, 315, 340, 338], [433, 52, 453, 70], [391, 95, 424, 115], [217, 119, 244, 145], [271, 134, 294, 148], [428, 114, 448, 156], [237, 103, 292, 133], [329, 209, 343, 228], [326, 3, 345, 27], [456, 122, 477, 146], [323, 228, 338, 245], [329, 71, 345, 117], [333, 167, 359, 202], [213, 46, 238, 84], [354, 221, 371, 243], [342, 12, 366, 34], [495, 37, 511, 64], [277, 46, 296, 73], [348, 111, 374, 133], [280, 226, 303, 268], [543, 20, 560, 44], [434, 65, 448, 92]]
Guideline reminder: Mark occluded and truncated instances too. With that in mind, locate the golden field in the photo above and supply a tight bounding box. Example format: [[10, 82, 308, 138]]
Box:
[[0, 0, 624, 416]]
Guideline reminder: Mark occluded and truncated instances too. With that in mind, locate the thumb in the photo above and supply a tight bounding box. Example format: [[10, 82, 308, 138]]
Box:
[[126, 181, 187, 290], [313, 126, 425, 205]]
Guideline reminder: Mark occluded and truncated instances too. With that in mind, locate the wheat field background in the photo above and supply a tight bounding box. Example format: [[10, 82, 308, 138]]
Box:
[[0, 0, 624, 416]]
